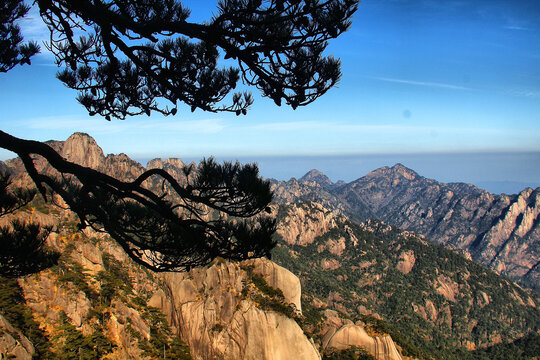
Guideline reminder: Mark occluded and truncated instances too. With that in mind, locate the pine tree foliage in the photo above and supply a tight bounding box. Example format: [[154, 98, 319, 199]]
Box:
[[0, 0, 40, 72], [36, 0, 358, 119], [0, 173, 59, 277], [0, 0, 357, 273], [0, 132, 276, 272]]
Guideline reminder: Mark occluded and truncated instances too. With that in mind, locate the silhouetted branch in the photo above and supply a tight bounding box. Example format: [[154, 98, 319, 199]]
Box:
[[35, 0, 358, 119], [0, 0, 40, 72], [0, 0, 356, 273], [0, 220, 59, 278], [0, 130, 276, 272]]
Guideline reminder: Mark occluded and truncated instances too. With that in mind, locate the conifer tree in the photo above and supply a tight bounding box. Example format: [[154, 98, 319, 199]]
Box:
[[0, 0, 358, 272]]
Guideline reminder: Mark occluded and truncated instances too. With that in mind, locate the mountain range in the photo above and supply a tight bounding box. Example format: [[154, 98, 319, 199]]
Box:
[[272, 165, 540, 291], [1, 133, 539, 359]]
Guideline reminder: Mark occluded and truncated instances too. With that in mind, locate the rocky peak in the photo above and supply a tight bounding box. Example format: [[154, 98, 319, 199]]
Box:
[[299, 169, 334, 188], [146, 158, 165, 169], [164, 158, 185, 168], [390, 163, 419, 180], [61, 132, 105, 169], [365, 163, 419, 182]]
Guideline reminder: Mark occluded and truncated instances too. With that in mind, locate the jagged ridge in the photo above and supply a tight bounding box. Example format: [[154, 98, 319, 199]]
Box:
[[272, 164, 540, 290]]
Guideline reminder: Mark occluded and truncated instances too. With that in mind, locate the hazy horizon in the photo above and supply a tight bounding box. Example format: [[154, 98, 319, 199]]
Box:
[[2, 135, 538, 194], [138, 151, 540, 195], [1, 0, 539, 195]]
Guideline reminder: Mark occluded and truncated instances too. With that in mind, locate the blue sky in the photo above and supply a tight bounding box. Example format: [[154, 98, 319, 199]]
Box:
[[1, 0, 539, 192]]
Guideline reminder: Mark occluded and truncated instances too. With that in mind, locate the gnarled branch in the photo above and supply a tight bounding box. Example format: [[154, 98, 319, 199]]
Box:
[[35, 0, 358, 119], [0, 130, 276, 272]]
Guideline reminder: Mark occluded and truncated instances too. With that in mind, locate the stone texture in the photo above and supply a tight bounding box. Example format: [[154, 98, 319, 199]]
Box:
[[320, 313, 403, 360], [324, 324, 402, 360], [154, 259, 320, 360], [0, 315, 35, 360], [243, 257, 302, 312], [396, 250, 415, 274], [276, 202, 342, 247], [299, 169, 334, 189]]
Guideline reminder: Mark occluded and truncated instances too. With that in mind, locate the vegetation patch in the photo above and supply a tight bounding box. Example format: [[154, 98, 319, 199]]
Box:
[[240, 265, 300, 321], [272, 207, 540, 360], [0, 276, 53, 358], [322, 346, 376, 360], [53, 311, 115, 360]]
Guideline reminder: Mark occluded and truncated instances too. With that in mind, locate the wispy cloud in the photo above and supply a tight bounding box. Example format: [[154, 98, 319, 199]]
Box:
[[19, 116, 226, 134], [250, 120, 509, 136], [504, 25, 530, 31], [507, 89, 540, 99], [368, 76, 473, 91]]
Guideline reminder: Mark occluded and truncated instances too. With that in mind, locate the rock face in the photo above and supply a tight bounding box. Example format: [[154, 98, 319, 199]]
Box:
[[336, 164, 540, 290], [151, 258, 320, 360], [11, 221, 167, 359], [272, 200, 540, 358], [396, 250, 415, 275], [323, 324, 402, 360], [62, 132, 105, 170], [0, 315, 35, 360], [320, 310, 403, 360], [3, 133, 538, 359], [1, 133, 407, 359], [2, 203, 322, 359], [299, 169, 335, 189], [273, 164, 540, 290], [243, 258, 302, 312], [276, 202, 342, 247]]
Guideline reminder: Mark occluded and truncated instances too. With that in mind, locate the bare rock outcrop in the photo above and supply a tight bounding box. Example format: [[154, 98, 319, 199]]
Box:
[[276, 202, 343, 246], [242, 258, 302, 312], [61, 132, 105, 169], [277, 164, 540, 290], [396, 250, 415, 274], [299, 169, 334, 189], [320, 311, 403, 360], [10, 219, 171, 359], [152, 259, 320, 360], [0, 315, 35, 360], [324, 325, 402, 360]]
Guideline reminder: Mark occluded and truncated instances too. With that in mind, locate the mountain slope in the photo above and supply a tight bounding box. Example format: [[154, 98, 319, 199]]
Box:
[[272, 164, 540, 290], [271, 201, 540, 359], [3, 133, 539, 359], [1, 133, 405, 360]]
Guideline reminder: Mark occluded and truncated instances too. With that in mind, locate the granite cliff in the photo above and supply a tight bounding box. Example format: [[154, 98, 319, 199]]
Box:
[[0, 200, 402, 360]]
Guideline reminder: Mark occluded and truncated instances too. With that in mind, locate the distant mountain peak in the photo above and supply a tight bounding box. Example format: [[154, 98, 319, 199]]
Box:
[[365, 163, 419, 181], [301, 169, 326, 178], [299, 169, 333, 188], [391, 163, 419, 180], [62, 132, 105, 168]]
